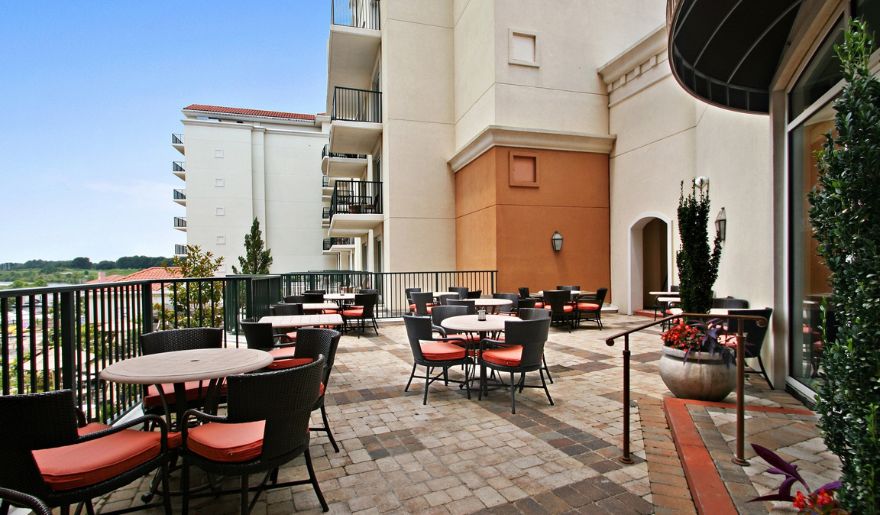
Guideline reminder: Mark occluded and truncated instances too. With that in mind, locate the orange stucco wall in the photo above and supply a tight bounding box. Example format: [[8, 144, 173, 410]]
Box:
[[455, 146, 611, 298]]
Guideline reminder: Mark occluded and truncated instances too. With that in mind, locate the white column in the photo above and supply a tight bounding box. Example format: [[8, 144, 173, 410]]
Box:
[[366, 229, 375, 272]]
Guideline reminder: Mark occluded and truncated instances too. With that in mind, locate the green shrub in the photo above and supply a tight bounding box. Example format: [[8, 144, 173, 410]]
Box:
[[676, 182, 722, 314], [811, 19, 880, 513]]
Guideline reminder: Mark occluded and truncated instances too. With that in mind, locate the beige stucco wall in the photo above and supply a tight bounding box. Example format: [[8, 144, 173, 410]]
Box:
[[180, 118, 335, 274]]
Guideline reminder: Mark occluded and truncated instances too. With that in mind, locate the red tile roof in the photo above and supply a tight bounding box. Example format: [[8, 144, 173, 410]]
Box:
[[119, 267, 182, 282], [85, 274, 123, 285], [183, 104, 316, 121]]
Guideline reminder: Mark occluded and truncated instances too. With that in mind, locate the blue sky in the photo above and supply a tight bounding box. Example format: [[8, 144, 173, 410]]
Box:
[[0, 2, 329, 262]]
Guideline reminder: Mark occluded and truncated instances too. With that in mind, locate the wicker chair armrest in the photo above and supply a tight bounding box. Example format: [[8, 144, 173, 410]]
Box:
[[433, 336, 466, 345], [479, 338, 508, 352], [75, 414, 169, 451], [0, 487, 51, 515], [181, 408, 229, 444], [273, 342, 296, 348], [431, 324, 448, 338], [75, 407, 87, 427]]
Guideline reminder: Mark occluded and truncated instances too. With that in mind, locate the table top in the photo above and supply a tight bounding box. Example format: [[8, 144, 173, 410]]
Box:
[[324, 293, 355, 301], [259, 314, 344, 328], [100, 348, 272, 385], [433, 292, 460, 298], [666, 308, 728, 316], [302, 302, 339, 311], [658, 297, 680, 303], [441, 314, 521, 332], [473, 298, 513, 307], [649, 291, 680, 296], [534, 290, 592, 297]]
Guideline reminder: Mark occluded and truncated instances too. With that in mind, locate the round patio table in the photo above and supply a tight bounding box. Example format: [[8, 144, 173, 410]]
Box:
[[441, 315, 521, 391], [473, 298, 513, 313], [100, 348, 273, 427], [324, 293, 355, 301]]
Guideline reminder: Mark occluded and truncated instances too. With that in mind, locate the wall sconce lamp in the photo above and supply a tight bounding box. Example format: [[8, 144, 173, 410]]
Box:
[[551, 231, 563, 252], [715, 207, 727, 243]]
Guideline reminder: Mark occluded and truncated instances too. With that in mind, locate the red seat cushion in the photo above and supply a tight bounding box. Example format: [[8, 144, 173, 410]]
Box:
[[482, 345, 523, 367], [577, 303, 600, 311], [342, 308, 364, 317], [420, 341, 466, 361], [544, 305, 574, 313], [79, 423, 182, 449], [266, 351, 312, 371], [322, 309, 339, 315], [320, 382, 326, 396], [186, 420, 265, 463], [534, 302, 544, 309], [33, 428, 163, 491], [144, 381, 209, 408], [285, 331, 297, 341]]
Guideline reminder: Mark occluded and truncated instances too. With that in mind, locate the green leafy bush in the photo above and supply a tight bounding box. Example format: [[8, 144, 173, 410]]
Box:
[[811, 19, 880, 514], [676, 182, 722, 314]]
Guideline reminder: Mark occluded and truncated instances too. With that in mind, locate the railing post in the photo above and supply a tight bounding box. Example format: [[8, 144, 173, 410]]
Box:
[[733, 318, 748, 465], [621, 334, 633, 464], [60, 291, 76, 391], [141, 283, 153, 335]]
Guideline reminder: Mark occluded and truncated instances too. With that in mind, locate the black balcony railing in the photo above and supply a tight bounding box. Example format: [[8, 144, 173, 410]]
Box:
[[322, 176, 330, 188], [323, 237, 353, 250], [174, 217, 187, 228], [331, 0, 380, 30], [322, 207, 331, 220], [173, 189, 186, 200], [330, 180, 382, 218], [332, 87, 382, 123], [322, 143, 367, 160], [172, 161, 185, 172], [171, 133, 184, 145], [174, 244, 187, 255]]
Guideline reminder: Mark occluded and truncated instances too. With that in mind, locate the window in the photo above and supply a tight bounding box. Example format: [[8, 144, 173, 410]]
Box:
[[508, 29, 539, 67], [788, 17, 845, 121]]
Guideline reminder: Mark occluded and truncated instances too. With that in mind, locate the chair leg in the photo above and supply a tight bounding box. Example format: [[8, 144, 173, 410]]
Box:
[[305, 448, 329, 512], [161, 460, 172, 514], [464, 361, 471, 400], [320, 404, 340, 453], [0, 501, 8, 515], [404, 363, 417, 392], [478, 362, 485, 401], [443, 368, 449, 386], [756, 355, 773, 389], [510, 371, 517, 414], [423, 366, 431, 405], [181, 458, 190, 515], [540, 368, 554, 406], [60, 506, 70, 515], [240, 474, 249, 515], [543, 354, 554, 384], [85, 501, 96, 515]]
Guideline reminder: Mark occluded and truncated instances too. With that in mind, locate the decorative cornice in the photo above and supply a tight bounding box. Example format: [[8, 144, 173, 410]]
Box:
[[448, 126, 616, 172], [598, 25, 667, 86]]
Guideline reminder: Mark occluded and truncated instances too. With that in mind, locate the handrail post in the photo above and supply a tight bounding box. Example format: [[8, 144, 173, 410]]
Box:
[[141, 282, 153, 335], [621, 334, 633, 464], [60, 291, 75, 391], [733, 318, 748, 465]]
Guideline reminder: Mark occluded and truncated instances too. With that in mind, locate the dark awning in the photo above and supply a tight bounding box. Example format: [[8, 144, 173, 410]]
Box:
[[667, 0, 803, 113]]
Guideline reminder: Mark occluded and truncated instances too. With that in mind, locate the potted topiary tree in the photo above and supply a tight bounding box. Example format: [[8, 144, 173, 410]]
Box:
[[659, 181, 731, 401]]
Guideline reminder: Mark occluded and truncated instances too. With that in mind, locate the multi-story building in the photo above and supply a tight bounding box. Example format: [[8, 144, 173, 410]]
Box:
[[171, 105, 337, 273]]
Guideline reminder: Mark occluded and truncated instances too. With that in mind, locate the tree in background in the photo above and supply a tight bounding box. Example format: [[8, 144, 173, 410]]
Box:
[[160, 245, 224, 328], [675, 181, 722, 314], [811, 20, 880, 513], [232, 217, 273, 275], [70, 257, 92, 269]]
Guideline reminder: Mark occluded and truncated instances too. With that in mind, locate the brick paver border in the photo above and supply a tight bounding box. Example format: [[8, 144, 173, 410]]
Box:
[[664, 397, 814, 515]]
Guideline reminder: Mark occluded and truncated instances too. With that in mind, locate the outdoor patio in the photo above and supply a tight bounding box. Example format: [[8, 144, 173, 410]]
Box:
[[91, 314, 839, 514]]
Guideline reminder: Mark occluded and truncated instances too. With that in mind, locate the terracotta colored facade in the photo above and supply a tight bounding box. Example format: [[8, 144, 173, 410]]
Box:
[[455, 146, 611, 297]]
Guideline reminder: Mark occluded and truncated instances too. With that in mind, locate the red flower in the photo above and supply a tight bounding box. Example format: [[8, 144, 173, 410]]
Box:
[[815, 489, 834, 507], [793, 491, 808, 510]]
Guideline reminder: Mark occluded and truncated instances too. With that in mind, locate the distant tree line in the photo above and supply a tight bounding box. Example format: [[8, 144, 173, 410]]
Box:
[[1, 255, 172, 272]]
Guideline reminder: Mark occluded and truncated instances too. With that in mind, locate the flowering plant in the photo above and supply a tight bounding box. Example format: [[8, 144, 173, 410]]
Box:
[[749, 444, 846, 514], [660, 319, 733, 365]]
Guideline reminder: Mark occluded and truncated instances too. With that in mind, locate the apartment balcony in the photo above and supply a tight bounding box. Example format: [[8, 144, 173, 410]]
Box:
[[174, 244, 187, 256], [329, 87, 382, 155], [322, 237, 355, 254], [171, 133, 185, 155], [172, 161, 185, 180], [328, 180, 383, 236], [173, 188, 186, 206], [322, 206, 331, 227], [173, 216, 187, 231], [327, 0, 381, 110], [321, 143, 369, 178]]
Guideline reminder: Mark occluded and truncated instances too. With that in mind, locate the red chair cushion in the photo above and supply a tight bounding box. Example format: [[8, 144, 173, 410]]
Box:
[[420, 341, 466, 361], [144, 381, 209, 408], [409, 303, 416, 312], [482, 345, 523, 367], [342, 308, 364, 317], [186, 420, 266, 463], [320, 382, 326, 396], [285, 331, 297, 341], [78, 423, 183, 449], [544, 305, 574, 313], [33, 428, 163, 491], [534, 302, 544, 309], [322, 309, 339, 315], [577, 303, 600, 311], [266, 351, 312, 371]]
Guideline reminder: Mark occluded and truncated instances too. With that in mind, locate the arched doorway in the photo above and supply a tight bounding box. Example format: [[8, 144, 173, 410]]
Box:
[[628, 214, 672, 315]]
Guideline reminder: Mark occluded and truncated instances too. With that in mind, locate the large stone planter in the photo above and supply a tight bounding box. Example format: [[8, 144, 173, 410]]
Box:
[[659, 347, 736, 401]]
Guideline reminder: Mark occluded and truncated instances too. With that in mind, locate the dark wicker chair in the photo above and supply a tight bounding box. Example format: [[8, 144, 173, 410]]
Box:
[[430, 305, 470, 339], [713, 296, 750, 309], [726, 308, 774, 387], [575, 288, 608, 329], [269, 303, 304, 316], [493, 293, 519, 314], [518, 308, 554, 383], [342, 293, 379, 337], [0, 487, 51, 515], [557, 285, 580, 291], [283, 295, 305, 304], [479, 318, 553, 413], [240, 320, 301, 369], [448, 287, 469, 299], [0, 390, 172, 515], [543, 290, 576, 332], [516, 297, 537, 311], [518, 287, 530, 299], [403, 316, 471, 404], [466, 289, 483, 299], [139, 328, 223, 418], [304, 290, 326, 295], [303, 292, 325, 304], [447, 299, 477, 314], [291, 329, 343, 453], [405, 287, 422, 304], [181, 358, 328, 514], [410, 292, 435, 316]]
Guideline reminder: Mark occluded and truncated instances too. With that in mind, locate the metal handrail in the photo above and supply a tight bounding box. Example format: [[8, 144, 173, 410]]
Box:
[[330, 180, 382, 219], [173, 189, 186, 200], [331, 86, 382, 123], [172, 161, 185, 172], [605, 312, 768, 465], [331, 0, 380, 30], [173, 217, 187, 228], [171, 133, 184, 145]]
